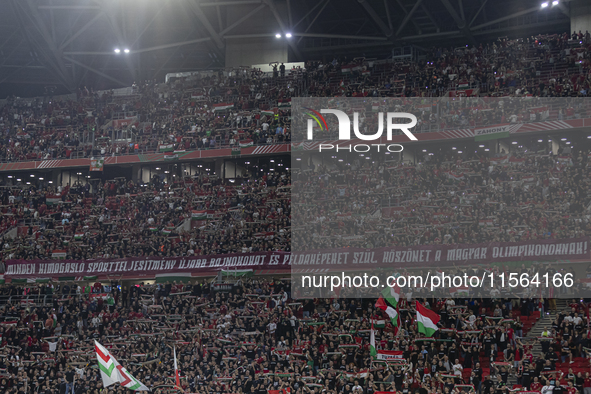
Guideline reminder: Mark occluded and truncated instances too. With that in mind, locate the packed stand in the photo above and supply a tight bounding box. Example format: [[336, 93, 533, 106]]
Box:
[[0, 33, 590, 162], [0, 169, 290, 262], [292, 143, 591, 250], [0, 277, 567, 394]]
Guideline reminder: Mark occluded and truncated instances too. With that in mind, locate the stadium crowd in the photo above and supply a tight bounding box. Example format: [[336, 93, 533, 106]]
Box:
[[0, 33, 590, 161], [0, 168, 291, 261], [292, 145, 591, 250], [0, 30, 590, 394], [0, 277, 587, 394]]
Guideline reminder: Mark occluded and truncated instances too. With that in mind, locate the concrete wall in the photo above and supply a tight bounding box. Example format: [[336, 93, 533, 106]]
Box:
[[571, 0, 591, 35]]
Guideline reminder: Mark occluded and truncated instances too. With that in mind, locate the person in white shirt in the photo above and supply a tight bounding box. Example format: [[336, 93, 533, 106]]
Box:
[[267, 321, 277, 334], [573, 314, 582, 326], [453, 359, 463, 376]]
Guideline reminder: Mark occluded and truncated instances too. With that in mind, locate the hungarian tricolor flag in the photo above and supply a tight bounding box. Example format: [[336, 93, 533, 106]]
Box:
[[159, 144, 174, 152], [46, 195, 61, 205], [95, 340, 149, 391], [370, 319, 386, 328], [192, 210, 211, 220], [416, 301, 440, 337], [174, 346, 181, 390], [213, 103, 234, 111], [375, 296, 399, 328], [370, 324, 377, 358], [52, 250, 66, 259], [381, 285, 400, 308], [239, 139, 253, 148]]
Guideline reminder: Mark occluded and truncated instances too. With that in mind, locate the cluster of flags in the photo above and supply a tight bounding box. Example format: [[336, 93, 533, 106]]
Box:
[[96, 340, 183, 392], [370, 284, 441, 360]]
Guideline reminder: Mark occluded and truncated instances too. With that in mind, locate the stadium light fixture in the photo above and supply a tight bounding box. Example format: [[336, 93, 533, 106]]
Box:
[[7, 176, 12, 178], [478, 145, 485, 148], [275, 33, 282, 38], [26, 182, 31, 185], [17, 178, 21, 182], [30, 174, 35, 177], [39, 177, 44, 180], [541, 2, 548, 7], [114, 48, 121, 54], [538, 139, 543, 142], [124, 48, 130, 53], [587, 136, 591, 139], [552, 0, 558, 5], [485, 149, 490, 152], [285, 33, 292, 38], [561, 138, 567, 141], [452, 147, 456, 150], [458, 151, 463, 154], [511, 141, 518, 144]]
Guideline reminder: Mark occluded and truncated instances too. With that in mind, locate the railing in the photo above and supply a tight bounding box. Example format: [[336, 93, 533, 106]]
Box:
[[1, 294, 52, 307]]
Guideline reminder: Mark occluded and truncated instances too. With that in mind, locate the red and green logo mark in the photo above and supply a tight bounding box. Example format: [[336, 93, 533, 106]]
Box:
[[304, 108, 328, 131]]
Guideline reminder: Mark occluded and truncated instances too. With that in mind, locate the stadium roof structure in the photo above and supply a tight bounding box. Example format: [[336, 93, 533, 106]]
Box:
[[0, 0, 571, 97]]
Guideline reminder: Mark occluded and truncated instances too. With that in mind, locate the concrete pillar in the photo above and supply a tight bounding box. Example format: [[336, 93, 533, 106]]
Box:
[[215, 159, 224, 178], [571, 0, 591, 36], [402, 147, 415, 164], [498, 141, 510, 155], [131, 164, 142, 183], [551, 138, 560, 155]]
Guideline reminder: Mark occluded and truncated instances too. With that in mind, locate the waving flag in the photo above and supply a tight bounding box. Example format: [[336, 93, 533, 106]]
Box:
[[375, 296, 399, 327], [95, 340, 149, 391], [174, 346, 181, 390], [416, 301, 440, 337], [96, 341, 118, 388], [370, 322, 403, 360], [213, 103, 234, 111], [370, 322, 377, 358], [381, 285, 400, 308], [239, 139, 254, 148]]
